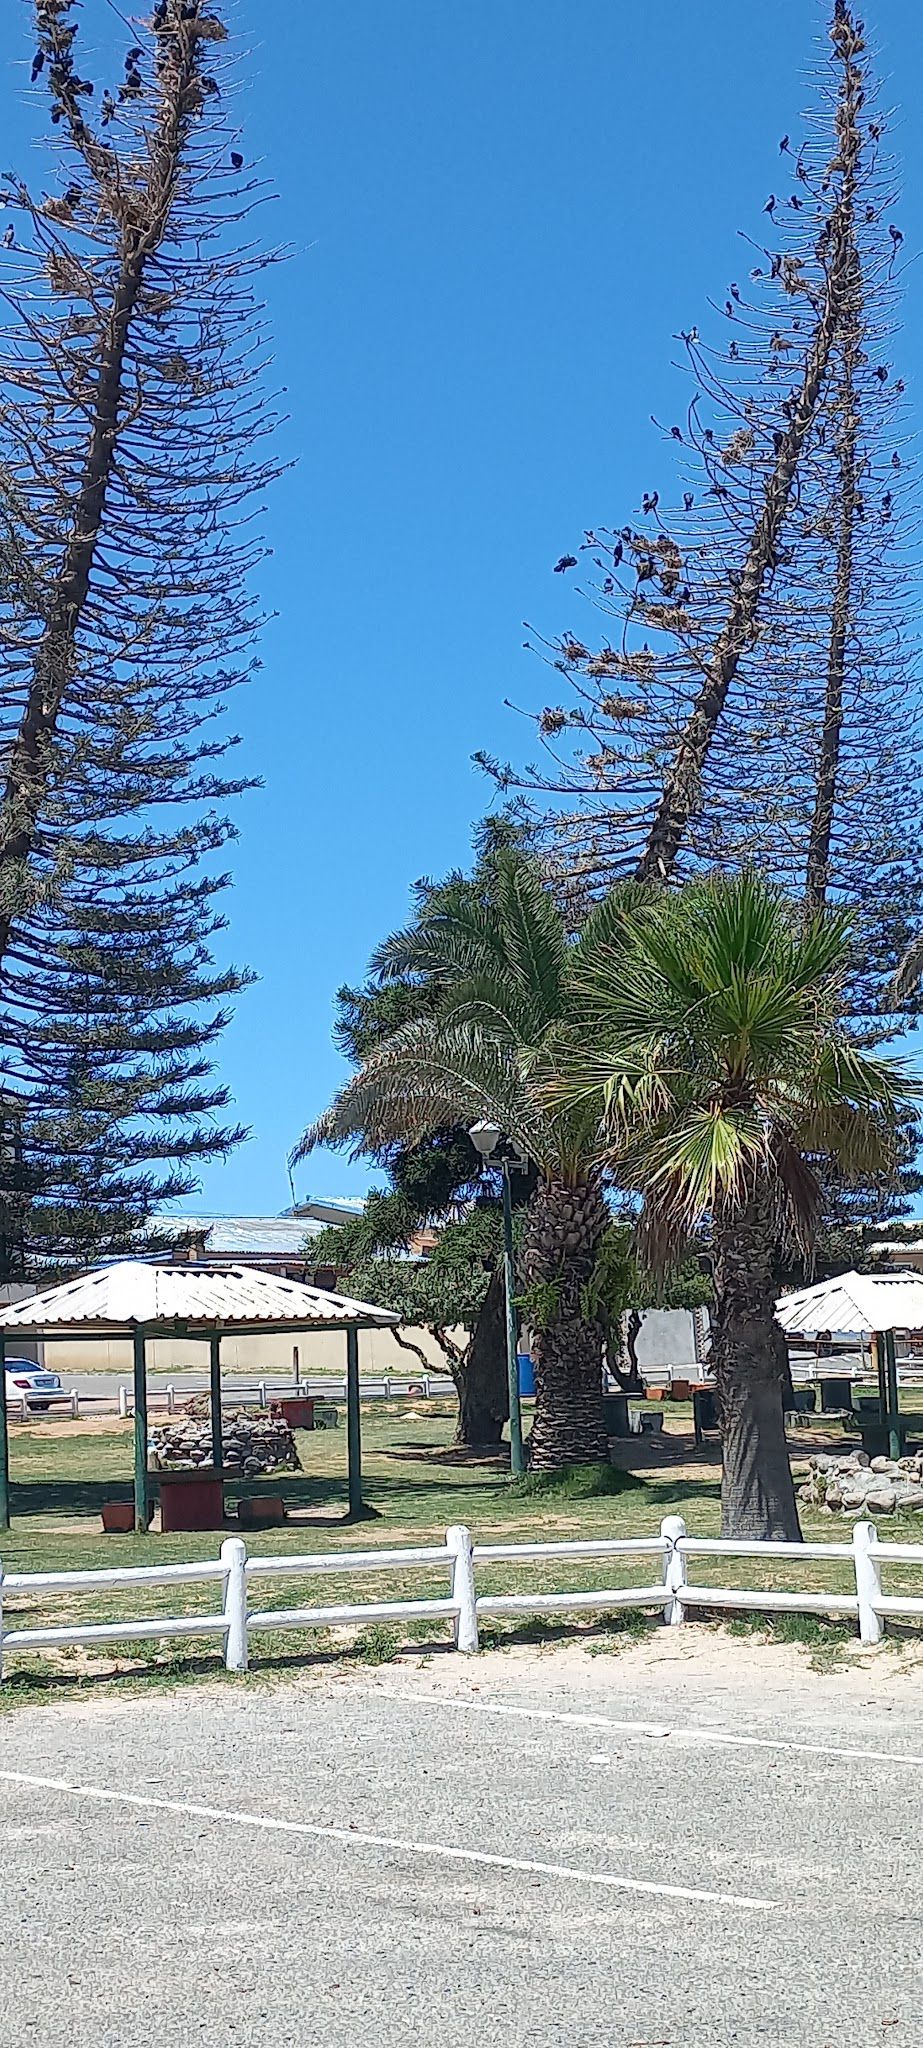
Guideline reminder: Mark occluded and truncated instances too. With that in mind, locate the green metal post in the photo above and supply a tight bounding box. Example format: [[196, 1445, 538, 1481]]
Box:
[[502, 1160, 525, 1478], [0, 1336, 9, 1530], [885, 1328, 901, 1463], [133, 1326, 148, 1533], [209, 1334, 223, 1474], [346, 1324, 363, 1518], [874, 1331, 887, 1424]]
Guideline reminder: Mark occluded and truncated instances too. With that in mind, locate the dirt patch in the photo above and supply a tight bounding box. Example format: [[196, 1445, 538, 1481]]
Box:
[[369, 1620, 923, 1703], [10, 1416, 133, 1440]]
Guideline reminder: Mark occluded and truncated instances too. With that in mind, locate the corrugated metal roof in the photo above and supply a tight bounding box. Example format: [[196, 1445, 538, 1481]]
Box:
[[0, 1261, 400, 1334], [776, 1269, 923, 1337], [150, 1214, 328, 1252]]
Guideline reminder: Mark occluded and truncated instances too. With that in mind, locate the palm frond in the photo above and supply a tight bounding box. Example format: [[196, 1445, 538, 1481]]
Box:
[[372, 851, 567, 1045], [809, 1039, 923, 1112], [290, 1106, 338, 1168], [644, 1103, 768, 1223], [769, 1132, 822, 1252], [307, 1014, 565, 1175], [793, 1101, 898, 1181], [493, 852, 569, 1031]]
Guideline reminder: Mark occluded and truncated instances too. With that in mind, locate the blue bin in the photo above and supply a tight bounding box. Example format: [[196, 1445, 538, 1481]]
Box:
[[517, 1352, 535, 1397]]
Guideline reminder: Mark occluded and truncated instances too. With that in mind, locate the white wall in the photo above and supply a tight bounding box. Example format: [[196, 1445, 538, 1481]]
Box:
[[633, 1309, 709, 1377], [40, 1324, 465, 1377]]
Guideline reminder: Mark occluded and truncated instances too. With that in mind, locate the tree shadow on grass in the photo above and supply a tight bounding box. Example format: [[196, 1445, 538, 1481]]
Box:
[[641, 1474, 724, 1508], [8, 1469, 351, 1523]]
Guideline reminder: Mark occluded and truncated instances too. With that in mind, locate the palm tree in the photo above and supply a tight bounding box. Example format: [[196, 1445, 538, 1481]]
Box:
[[294, 852, 630, 1470], [553, 872, 920, 1537]]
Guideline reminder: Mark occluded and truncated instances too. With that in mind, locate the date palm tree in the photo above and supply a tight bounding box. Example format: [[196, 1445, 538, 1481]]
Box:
[[295, 852, 633, 1470], [554, 872, 919, 1537]]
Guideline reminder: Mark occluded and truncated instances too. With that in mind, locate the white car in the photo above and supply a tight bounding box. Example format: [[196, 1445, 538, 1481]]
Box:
[[4, 1358, 62, 1412]]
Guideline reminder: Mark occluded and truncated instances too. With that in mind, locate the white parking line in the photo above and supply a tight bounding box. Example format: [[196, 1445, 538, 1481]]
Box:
[[369, 1684, 923, 1771], [0, 1767, 777, 1912]]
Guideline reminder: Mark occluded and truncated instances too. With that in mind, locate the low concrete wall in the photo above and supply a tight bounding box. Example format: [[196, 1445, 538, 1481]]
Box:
[[37, 1324, 465, 1378]]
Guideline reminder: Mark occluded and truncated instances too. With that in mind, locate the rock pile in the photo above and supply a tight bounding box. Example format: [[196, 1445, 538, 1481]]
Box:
[[799, 1450, 923, 1517], [149, 1406, 300, 1478]]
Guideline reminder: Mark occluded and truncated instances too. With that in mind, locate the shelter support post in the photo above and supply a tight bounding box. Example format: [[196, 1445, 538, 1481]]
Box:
[[133, 1326, 148, 1533], [0, 1336, 8, 1529], [346, 1325, 363, 1518], [885, 1328, 901, 1462], [874, 1331, 887, 1425], [209, 1334, 223, 1474]]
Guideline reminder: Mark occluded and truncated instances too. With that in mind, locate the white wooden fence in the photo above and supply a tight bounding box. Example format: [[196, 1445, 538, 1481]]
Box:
[[115, 1375, 453, 1416], [11, 1376, 455, 1424], [1, 1514, 919, 1678], [12, 1389, 81, 1421]]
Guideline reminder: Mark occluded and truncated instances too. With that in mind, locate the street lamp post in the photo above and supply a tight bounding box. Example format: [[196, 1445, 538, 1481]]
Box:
[[470, 1121, 525, 1477]]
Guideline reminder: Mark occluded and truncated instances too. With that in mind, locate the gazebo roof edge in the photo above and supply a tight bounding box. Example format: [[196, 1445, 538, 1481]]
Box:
[[0, 1260, 402, 1335]]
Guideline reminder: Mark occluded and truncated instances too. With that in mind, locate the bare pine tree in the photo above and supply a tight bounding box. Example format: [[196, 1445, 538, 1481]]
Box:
[[483, 5, 920, 967], [0, 0, 282, 1271]]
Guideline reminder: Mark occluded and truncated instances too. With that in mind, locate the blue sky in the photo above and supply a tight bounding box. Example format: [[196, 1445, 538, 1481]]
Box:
[[6, 2, 923, 1215]]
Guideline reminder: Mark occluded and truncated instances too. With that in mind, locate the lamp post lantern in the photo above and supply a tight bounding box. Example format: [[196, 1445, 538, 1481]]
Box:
[[470, 1121, 525, 1477]]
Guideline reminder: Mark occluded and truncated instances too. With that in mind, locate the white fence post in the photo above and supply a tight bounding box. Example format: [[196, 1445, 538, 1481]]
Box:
[[166, 1384, 175, 1415], [221, 1537, 249, 1672], [423, 1374, 431, 1399], [446, 1525, 478, 1652], [853, 1519, 883, 1645], [384, 1376, 392, 1399], [258, 1380, 267, 1410], [69, 1390, 79, 1419], [661, 1515, 687, 1626], [118, 1384, 128, 1418]]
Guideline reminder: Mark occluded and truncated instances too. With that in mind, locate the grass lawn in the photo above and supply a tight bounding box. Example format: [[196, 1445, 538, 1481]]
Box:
[[2, 1399, 922, 1706]]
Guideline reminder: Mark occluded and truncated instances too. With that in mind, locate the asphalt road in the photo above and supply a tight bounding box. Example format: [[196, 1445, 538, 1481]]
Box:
[[2, 1647, 922, 2045]]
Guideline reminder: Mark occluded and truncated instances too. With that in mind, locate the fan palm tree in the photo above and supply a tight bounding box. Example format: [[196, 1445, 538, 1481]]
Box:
[[294, 852, 635, 1470], [553, 871, 920, 1537]]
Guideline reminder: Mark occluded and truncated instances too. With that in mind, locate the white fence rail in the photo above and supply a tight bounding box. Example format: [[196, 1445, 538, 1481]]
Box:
[[3, 1514, 922, 1677], [113, 1375, 453, 1417], [13, 1377, 458, 1423], [13, 1389, 81, 1421]]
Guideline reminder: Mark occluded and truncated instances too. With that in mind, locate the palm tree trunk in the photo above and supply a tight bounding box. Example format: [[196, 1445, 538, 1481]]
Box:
[[712, 1179, 802, 1540], [525, 1176, 610, 1470]]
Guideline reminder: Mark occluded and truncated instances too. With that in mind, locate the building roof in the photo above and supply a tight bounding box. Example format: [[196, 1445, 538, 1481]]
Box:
[[291, 1197, 367, 1225], [151, 1214, 327, 1253], [776, 1269, 923, 1338], [0, 1261, 400, 1337], [151, 1205, 367, 1256]]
